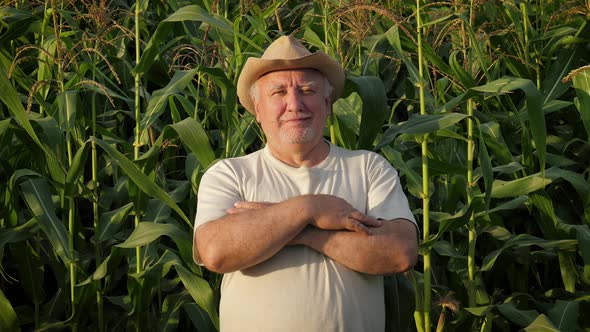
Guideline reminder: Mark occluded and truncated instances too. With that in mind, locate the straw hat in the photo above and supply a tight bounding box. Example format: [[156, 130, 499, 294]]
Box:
[[236, 35, 345, 114]]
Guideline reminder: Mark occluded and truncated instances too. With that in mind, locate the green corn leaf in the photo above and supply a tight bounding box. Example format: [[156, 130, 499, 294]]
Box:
[[381, 147, 423, 198], [346, 76, 388, 150], [481, 234, 577, 271], [140, 69, 200, 141], [569, 225, 590, 282], [529, 192, 560, 240], [169, 118, 215, 168], [78, 248, 124, 286], [333, 92, 361, 136], [474, 196, 528, 218], [485, 226, 512, 241], [523, 314, 560, 331], [0, 288, 19, 332], [545, 167, 590, 206], [64, 140, 90, 197], [477, 122, 493, 210], [13, 241, 46, 305], [143, 199, 172, 223], [385, 26, 420, 84], [542, 49, 579, 104], [473, 77, 545, 174], [303, 28, 326, 53], [56, 90, 77, 133], [175, 264, 219, 330], [570, 65, 590, 141], [96, 203, 134, 243], [496, 302, 538, 327], [183, 303, 217, 332], [464, 305, 494, 317], [449, 51, 477, 88], [160, 292, 190, 332], [20, 178, 72, 264], [558, 252, 577, 293], [432, 240, 465, 259], [139, 117, 215, 169], [29, 116, 65, 166], [547, 300, 579, 332], [331, 113, 356, 150], [434, 76, 546, 173], [0, 67, 65, 183], [92, 137, 190, 226], [117, 222, 190, 248], [134, 5, 233, 74], [0, 218, 37, 262], [487, 172, 552, 198], [420, 204, 472, 250], [377, 113, 469, 149]]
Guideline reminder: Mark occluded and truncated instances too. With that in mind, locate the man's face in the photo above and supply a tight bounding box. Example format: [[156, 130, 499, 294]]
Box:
[[253, 69, 330, 146]]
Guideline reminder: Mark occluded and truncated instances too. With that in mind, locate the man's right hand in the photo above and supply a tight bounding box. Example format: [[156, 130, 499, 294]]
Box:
[[304, 195, 383, 235]]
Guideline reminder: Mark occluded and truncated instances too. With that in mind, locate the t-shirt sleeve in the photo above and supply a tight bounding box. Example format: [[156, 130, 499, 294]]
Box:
[[193, 160, 242, 264], [366, 154, 416, 227]]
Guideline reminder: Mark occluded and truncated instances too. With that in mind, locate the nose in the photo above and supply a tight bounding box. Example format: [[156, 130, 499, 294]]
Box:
[[285, 88, 304, 112]]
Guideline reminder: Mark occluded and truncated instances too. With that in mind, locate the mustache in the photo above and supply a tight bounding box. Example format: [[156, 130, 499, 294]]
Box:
[[279, 111, 313, 122]]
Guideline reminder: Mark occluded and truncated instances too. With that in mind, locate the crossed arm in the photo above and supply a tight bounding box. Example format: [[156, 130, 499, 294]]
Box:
[[194, 194, 418, 275]]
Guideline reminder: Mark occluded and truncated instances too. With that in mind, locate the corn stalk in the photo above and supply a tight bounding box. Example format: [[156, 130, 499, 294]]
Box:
[[416, 0, 431, 331]]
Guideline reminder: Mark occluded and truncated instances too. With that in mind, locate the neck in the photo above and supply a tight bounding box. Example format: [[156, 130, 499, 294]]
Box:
[[267, 139, 329, 167]]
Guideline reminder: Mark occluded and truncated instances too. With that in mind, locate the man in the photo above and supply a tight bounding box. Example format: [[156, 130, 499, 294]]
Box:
[[193, 35, 418, 331]]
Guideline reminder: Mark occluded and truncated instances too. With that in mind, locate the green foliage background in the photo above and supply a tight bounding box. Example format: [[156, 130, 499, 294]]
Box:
[[0, 0, 589, 331]]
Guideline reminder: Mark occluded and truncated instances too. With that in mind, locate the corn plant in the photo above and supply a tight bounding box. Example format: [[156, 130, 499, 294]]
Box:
[[1, 1, 590, 331]]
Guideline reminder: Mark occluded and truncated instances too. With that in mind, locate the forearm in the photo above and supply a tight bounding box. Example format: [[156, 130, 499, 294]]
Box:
[[195, 196, 311, 273], [293, 219, 418, 275]]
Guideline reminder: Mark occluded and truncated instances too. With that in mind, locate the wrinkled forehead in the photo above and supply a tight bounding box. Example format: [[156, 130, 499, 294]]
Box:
[[256, 68, 325, 87]]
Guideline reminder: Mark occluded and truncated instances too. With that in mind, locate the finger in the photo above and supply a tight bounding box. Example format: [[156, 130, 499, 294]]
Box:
[[349, 211, 383, 227], [346, 219, 370, 235], [226, 207, 249, 214]]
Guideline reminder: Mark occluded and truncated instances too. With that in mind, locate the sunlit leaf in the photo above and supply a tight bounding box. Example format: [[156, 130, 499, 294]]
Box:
[[464, 305, 494, 316], [570, 65, 590, 141], [117, 222, 190, 248], [346, 76, 388, 150], [0, 288, 19, 332], [487, 172, 552, 198], [523, 314, 560, 331], [377, 113, 468, 149]]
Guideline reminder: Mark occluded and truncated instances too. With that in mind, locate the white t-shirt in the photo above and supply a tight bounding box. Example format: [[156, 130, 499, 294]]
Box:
[[194, 143, 416, 332]]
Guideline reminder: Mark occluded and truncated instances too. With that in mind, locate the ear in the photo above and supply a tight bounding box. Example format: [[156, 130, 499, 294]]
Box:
[[254, 104, 261, 123]]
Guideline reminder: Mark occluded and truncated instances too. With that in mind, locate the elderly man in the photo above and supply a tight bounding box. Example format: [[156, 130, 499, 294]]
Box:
[[193, 35, 418, 331]]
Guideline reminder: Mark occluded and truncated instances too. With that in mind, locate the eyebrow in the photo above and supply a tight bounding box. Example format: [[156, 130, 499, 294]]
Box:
[[268, 81, 319, 91]]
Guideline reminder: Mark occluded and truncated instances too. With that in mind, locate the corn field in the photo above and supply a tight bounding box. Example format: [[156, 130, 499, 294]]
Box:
[[0, 0, 589, 331]]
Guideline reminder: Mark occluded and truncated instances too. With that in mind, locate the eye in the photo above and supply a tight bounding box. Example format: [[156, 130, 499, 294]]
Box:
[[300, 88, 316, 95]]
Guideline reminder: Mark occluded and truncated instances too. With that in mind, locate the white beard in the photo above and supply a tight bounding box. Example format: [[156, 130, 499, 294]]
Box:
[[279, 126, 315, 144]]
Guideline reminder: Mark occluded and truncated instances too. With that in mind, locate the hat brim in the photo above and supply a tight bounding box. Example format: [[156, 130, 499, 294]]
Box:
[[237, 51, 345, 114]]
